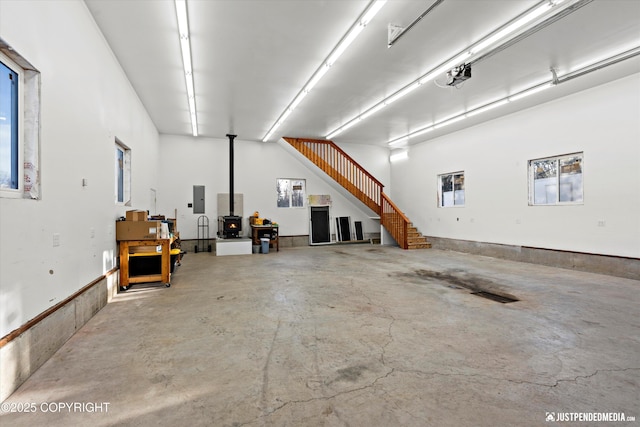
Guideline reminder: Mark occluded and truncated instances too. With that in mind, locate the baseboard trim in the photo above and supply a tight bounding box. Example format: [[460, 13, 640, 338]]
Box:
[[0, 267, 118, 348], [0, 268, 119, 402], [427, 237, 639, 280]]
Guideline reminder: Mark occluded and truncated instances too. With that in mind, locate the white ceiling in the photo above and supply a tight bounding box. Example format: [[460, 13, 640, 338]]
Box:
[[84, 0, 640, 147]]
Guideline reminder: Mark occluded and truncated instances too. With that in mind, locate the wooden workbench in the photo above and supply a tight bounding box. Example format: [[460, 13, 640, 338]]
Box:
[[119, 239, 171, 290]]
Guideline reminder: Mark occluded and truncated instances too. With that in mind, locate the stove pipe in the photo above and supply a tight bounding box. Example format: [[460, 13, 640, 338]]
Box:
[[226, 134, 237, 216]]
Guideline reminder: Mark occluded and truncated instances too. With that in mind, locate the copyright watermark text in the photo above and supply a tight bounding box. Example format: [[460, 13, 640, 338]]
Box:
[[1, 401, 110, 414]]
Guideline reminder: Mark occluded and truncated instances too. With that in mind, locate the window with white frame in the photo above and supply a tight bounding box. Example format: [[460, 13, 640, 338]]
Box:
[[277, 178, 305, 208], [0, 54, 22, 193], [438, 172, 465, 207], [0, 40, 41, 200], [529, 153, 583, 205], [115, 139, 131, 205]]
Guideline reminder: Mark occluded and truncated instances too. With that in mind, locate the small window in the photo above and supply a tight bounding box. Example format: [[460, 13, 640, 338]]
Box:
[[0, 40, 41, 199], [529, 153, 583, 205], [115, 139, 131, 205], [0, 55, 21, 192], [438, 172, 465, 207], [277, 178, 306, 208]]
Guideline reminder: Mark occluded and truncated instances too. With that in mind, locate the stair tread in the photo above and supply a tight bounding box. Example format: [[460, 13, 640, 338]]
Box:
[[408, 244, 432, 249]]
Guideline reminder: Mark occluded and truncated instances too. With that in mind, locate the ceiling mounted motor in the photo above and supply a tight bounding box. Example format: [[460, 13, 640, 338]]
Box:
[[447, 63, 471, 86]]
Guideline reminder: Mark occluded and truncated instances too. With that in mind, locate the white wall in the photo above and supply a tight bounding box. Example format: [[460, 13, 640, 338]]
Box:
[[0, 1, 160, 337], [335, 141, 392, 190], [157, 135, 386, 240], [390, 74, 640, 258]]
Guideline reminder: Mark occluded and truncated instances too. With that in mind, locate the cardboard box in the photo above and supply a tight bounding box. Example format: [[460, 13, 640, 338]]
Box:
[[250, 217, 264, 225], [126, 210, 147, 221], [116, 220, 161, 241]]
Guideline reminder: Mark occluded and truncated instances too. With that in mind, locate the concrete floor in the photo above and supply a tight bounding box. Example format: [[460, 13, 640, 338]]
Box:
[[2, 245, 639, 426]]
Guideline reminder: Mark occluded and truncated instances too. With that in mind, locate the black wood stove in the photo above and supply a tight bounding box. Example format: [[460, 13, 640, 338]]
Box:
[[221, 134, 242, 238]]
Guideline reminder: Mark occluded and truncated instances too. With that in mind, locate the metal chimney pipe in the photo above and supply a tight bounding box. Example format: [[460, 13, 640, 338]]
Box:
[[226, 134, 237, 216]]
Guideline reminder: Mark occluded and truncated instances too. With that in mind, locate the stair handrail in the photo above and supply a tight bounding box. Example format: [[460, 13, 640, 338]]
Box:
[[283, 137, 384, 189], [284, 137, 383, 214], [381, 192, 410, 249]]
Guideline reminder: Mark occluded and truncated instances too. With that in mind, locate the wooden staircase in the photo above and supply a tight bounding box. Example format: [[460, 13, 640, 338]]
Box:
[[283, 137, 430, 250]]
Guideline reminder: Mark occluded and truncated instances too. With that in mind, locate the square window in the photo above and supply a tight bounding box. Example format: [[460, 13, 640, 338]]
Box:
[[277, 178, 305, 208], [438, 172, 464, 207], [529, 153, 583, 205]]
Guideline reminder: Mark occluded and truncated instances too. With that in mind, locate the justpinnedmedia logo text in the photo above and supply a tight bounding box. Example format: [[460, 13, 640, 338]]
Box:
[[546, 412, 636, 422]]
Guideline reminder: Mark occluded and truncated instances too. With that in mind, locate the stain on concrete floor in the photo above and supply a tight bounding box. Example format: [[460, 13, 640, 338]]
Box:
[[398, 269, 519, 303]]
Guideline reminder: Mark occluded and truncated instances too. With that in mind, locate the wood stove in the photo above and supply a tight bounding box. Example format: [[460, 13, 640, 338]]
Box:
[[222, 215, 241, 238], [220, 134, 242, 239]]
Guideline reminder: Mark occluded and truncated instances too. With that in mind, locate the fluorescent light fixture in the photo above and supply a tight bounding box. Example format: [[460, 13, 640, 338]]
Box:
[[410, 126, 435, 138], [509, 81, 552, 102], [175, 0, 198, 136], [385, 78, 553, 145], [388, 137, 409, 147], [327, 117, 362, 139], [360, 102, 387, 120], [280, 108, 293, 122], [383, 38, 638, 146], [325, 0, 576, 139], [262, 0, 387, 142], [327, 25, 364, 66], [562, 45, 640, 81], [326, 51, 472, 139], [327, 0, 386, 66], [433, 114, 467, 129], [466, 99, 509, 117], [386, 81, 422, 105], [389, 150, 408, 162], [289, 91, 307, 111], [304, 64, 330, 93], [469, 2, 552, 55], [326, 128, 343, 140], [361, 0, 387, 25]]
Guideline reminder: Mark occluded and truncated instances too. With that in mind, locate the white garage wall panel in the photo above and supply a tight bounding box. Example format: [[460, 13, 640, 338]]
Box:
[[390, 74, 640, 258], [0, 1, 160, 338], [157, 136, 385, 240]]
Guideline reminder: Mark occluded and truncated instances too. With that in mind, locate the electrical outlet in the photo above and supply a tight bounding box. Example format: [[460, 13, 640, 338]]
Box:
[[597, 220, 606, 227], [53, 233, 60, 247], [90, 228, 95, 238]]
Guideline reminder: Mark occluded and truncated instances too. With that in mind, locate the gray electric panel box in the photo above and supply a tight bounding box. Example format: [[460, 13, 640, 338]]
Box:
[[193, 185, 205, 214]]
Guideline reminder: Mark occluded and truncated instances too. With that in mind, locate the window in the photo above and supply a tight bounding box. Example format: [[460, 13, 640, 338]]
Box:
[[115, 139, 131, 205], [438, 172, 465, 207], [0, 40, 40, 199], [277, 178, 305, 208], [529, 153, 583, 205], [0, 55, 21, 192]]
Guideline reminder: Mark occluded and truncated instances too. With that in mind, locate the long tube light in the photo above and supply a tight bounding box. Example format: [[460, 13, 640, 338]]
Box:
[[263, 0, 387, 142], [326, 0, 573, 140], [175, 0, 198, 136], [327, 50, 472, 139], [468, 2, 555, 55], [386, 44, 640, 146], [466, 99, 510, 117], [389, 149, 408, 162]]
